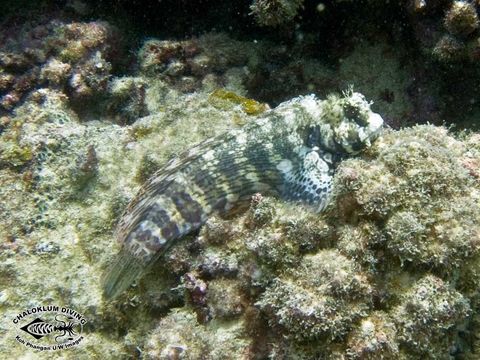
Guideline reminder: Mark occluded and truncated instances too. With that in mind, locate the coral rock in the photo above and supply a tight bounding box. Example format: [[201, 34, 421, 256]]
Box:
[[393, 275, 471, 356], [256, 250, 373, 341], [444, 1, 479, 36]]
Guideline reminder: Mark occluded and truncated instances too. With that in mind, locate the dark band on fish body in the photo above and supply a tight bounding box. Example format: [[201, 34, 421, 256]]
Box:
[[217, 151, 242, 179], [242, 143, 285, 192], [161, 221, 180, 240], [148, 203, 171, 228], [193, 170, 216, 190], [171, 190, 204, 225], [163, 181, 205, 224], [243, 145, 273, 173]]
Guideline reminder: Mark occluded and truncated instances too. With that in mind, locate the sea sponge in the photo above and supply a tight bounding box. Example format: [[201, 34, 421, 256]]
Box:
[[250, 0, 304, 27], [444, 1, 479, 36]]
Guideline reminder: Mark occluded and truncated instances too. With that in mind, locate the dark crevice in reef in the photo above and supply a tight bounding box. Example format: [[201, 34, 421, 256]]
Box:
[[1, 1, 480, 128], [5, 0, 414, 48]]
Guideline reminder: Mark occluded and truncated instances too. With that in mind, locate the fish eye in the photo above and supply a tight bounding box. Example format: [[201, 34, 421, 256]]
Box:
[[343, 103, 368, 126], [350, 140, 364, 153], [306, 125, 320, 147]]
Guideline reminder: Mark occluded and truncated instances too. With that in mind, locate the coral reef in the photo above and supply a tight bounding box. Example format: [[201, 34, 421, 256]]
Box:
[[393, 275, 470, 357], [334, 125, 480, 270], [136, 33, 261, 94], [444, 1, 479, 36], [125, 120, 480, 358], [0, 17, 123, 114], [3, 85, 479, 359], [141, 124, 479, 359], [256, 250, 373, 341], [247, 0, 480, 126]]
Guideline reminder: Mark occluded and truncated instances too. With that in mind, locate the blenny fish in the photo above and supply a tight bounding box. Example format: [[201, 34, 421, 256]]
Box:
[[103, 90, 384, 298]]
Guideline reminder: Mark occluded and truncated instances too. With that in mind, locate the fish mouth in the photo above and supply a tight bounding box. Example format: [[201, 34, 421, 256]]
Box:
[[358, 112, 384, 144], [367, 112, 384, 137], [333, 111, 384, 155]]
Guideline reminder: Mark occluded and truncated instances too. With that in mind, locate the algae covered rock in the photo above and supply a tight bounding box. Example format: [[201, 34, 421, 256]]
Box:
[[333, 125, 480, 271], [2, 89, 480, 359], [256, 250, 373, 341], [145, 308, 250, 360], [123, 118, 480, 358], [0, 17, 123, 114], [393, 275, 471, 357]]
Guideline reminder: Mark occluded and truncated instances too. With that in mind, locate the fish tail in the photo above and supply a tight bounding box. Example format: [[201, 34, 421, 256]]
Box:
[[103, 180, 206, 298], [102, 248, 150, 299], [103, 131, 286, 298]]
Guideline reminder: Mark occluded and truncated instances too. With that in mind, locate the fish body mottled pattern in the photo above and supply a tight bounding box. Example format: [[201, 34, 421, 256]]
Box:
[[122, 132, 291, 259], [103, 92, 384, 298]]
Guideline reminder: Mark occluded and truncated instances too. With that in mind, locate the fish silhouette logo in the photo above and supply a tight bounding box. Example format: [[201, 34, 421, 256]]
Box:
[[20, 315, 79, 342], [13, 305, 86, 351]]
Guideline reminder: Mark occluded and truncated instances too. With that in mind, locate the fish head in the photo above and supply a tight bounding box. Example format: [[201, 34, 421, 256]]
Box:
[[311, 91, 384, 155]]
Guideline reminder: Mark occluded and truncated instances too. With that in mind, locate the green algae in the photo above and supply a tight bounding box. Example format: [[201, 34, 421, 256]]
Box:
[[208, 89, 269, 116], [0, 141, 33, 167]]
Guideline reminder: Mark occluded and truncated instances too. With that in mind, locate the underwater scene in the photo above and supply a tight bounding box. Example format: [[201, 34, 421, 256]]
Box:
[[1, 0, 480, 358]]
